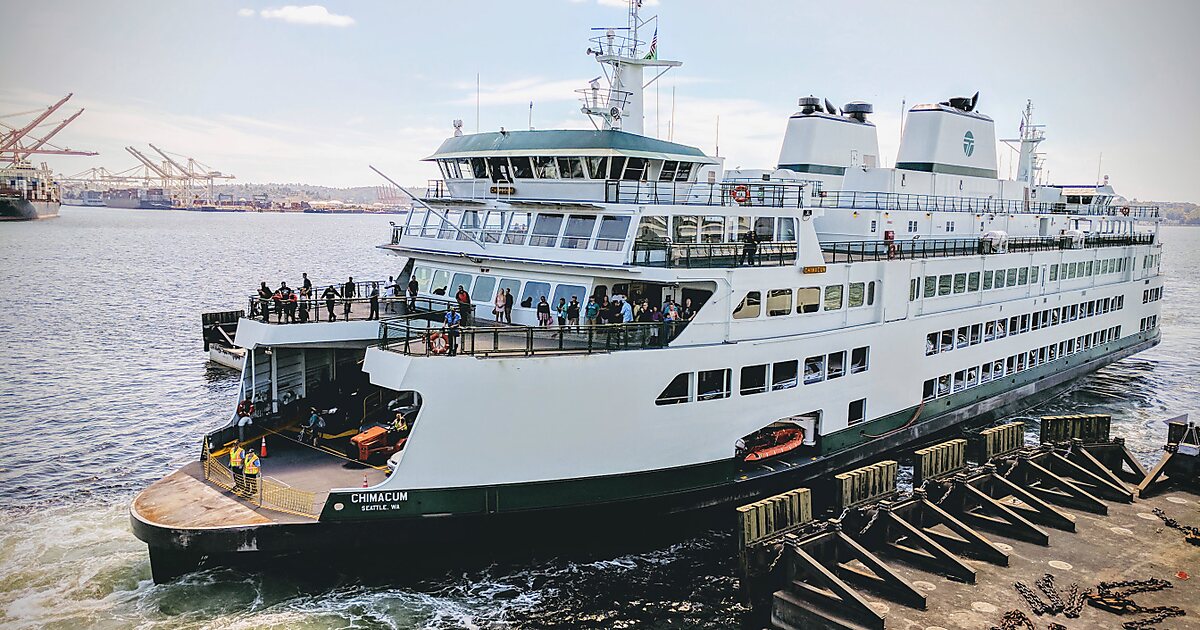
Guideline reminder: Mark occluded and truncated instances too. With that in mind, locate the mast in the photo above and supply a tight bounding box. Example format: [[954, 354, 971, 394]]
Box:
[[578, 0, 680, 135], [1003, 100, 1045, 187]]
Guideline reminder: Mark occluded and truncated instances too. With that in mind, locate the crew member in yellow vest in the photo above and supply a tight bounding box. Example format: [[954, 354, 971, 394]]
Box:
[[242, 450, 261, 497], [229, 444, 245, 493]]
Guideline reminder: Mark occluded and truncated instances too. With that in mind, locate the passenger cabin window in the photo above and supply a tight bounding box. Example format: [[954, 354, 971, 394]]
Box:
[[827, 351, 846, 379], [529, 213, 564, 247], [505, 212, 531, 245], [497, 278, 521, 301], [458, 210, 481, 240], [594, 215, 631, 251], [851, 347, 869, 373], [766, 289, 792, 316], [824, 285, 843, 310], [552, 284, 586, 306], [673, 215, 699, 244], [450, 273, 472, 295], [848, 398, 866, 425], [470, 276, 497, 303], [520, 281, 550, 308], [561, 215, 596, 249], [701, 216, 725, 243], [803, 355, 824, 384], [796, 287, 820, 313], [697, 369, 731, 401], [848, 282, 865, 308], [482, 211, 505, 243], [636, 215, 668, 241], [656, 373, 691, 406], [777, 217, 796, 242], [431, 270, 450, 295], [438, 210, 463, 239], [772, 360, 798, 390], [741, 365, 767, 395], [754, 217, 774, 241], [733, 291, 761, 319]]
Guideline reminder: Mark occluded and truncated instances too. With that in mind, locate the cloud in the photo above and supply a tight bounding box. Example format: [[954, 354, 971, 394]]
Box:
[[451, 77, 586, 107], [237, 8, 255, 17], [258, 5, 355, 27]]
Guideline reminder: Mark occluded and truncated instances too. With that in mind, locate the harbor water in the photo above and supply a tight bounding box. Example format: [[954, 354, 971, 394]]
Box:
[[0, 207, 1194, 629]]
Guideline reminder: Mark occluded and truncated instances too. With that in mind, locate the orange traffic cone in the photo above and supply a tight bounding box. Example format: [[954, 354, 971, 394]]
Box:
[[362, 473, 369, 488], [260, 435, 268, 458]]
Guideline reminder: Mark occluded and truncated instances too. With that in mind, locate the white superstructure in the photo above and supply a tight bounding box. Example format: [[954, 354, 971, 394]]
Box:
[[220, 1, 1163, 522]]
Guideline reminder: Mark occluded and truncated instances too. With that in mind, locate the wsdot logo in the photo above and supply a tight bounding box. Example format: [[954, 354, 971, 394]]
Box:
[[963, 131, 975, 157]]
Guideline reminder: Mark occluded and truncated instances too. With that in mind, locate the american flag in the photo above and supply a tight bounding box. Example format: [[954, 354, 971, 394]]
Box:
[[644, 27, 657, 60]]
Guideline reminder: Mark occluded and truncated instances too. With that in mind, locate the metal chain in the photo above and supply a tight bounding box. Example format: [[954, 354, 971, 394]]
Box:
[[1062, 583, 1085, 619], [989, 609, 1036, 630], [1047, 623, 1067, 630], [1153, 507, 1200, 545], [1085, 577, 1185, 629], [858, 508, 882, 536], [1121, 605, 1186, 629], [1036, 573, 1066, 615], [1013, 580, 1049, 615]]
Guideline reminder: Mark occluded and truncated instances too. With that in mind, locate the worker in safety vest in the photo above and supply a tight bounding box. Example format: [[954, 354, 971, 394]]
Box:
[[390, 412, 408, 434], [229, 443, 245, 493], [242, 449, 261, 497]]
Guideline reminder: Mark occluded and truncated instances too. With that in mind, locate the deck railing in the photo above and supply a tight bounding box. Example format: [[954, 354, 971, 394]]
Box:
[[631, 238, 799, 268], [821, 233, 1156, 263], [247, 288, 476, 325], [200, 440, 321, 518], [380, 312, 684, 357]]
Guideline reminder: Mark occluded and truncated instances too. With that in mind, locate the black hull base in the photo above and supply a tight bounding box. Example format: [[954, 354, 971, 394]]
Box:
[[0, 198, 59, 220], [133, 334, 1159, 583]]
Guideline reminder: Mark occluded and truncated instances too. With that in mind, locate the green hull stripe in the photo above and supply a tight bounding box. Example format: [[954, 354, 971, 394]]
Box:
[[896, 161, 998, 179], [321, 331, 1153, 521]]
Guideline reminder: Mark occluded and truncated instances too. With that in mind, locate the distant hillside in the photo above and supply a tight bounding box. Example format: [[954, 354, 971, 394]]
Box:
[[211, 182, 423, 205], [1127, 200, 1200, 225]]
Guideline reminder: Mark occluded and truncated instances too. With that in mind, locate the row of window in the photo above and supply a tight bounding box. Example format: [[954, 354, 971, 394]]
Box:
[[635, 214, 798, 245], [924, 295, 1125, 356], [405, 209, 632, 251], [1142, 253, 1161, 270], [733, 282, 878, 320], [1140, 315, 1159, 332], [1143, 287, 1163, 303], [655, 346, 871, 406], [922, 325, 1124, 401], [412, 265, 588, 309], [436, 156, 699, 183], [909, 256, 1132, 301]]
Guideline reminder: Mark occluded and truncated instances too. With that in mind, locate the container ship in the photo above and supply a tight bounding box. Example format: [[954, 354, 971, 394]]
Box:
[[1, 161, 61, 220], [103, 187, 173, 209], [130, 2, 1164, 582]]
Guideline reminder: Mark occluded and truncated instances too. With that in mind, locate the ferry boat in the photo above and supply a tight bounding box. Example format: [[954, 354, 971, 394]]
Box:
[[130, 3, 1164, 581], [1, 161, 61, 220]]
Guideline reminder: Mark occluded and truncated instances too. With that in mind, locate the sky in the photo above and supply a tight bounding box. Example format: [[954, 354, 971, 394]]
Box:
[[2, 0, 1198, 201]]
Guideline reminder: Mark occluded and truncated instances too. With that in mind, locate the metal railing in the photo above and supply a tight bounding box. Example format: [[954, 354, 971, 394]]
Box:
[[380, 312, 685, 357], [604, 181, 808, 208], [811, 191, 1160, 218], [200, 441, 320, 519], [821, 233, 1156, 263], [246, 283, 476, 325], [631, 238, 799, 268]]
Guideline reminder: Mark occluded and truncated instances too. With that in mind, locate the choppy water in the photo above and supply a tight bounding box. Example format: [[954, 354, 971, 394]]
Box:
[[0, 208, 1193, 628]]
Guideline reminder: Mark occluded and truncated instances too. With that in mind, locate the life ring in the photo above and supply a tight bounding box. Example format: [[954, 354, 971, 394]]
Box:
[[1121, 207, 1130, 216], [429, 331, 448, 355], [731, 185, 750, 204]]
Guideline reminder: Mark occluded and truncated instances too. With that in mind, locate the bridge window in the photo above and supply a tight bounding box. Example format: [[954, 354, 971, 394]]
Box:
[[659, 160, 679, 182], [504, 212, 531, 245], [533, 156, 559, 179], [741, 364, 767, 395], [487, 158, 512, 183], [594, 215, 631, 251], [797, 287, 821, 313], [767, 289, 792, 316], [585, 156, 609, 179], [509, 157, 534, 179], [469, 158, 488, 179], [561, 215, 596, 249], [529, 213, 564, 247], [697, 369, 731, 401], [609, 156, 627, 180], [622, 157, 647, 181], [656, 373, 691, 406], [557, 157, 585, 179], [733, 291, 761, 319]]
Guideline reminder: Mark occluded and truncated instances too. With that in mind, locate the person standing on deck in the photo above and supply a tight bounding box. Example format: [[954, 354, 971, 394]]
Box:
[[257, 282, 272, 322], [567, 296, 581, 331], [384, 277, 396, 314], [285, 289, 298, 323], [739, 230, 758, 266], [493, 289, 506, 322], [272, 288, 284, 323], [342, 277, 357, 319], [454, 285, 471, 326], [322, 285, 341, 321], [586, 296, 600, 326], [229, 443, 245, 493], [443, 307, 462, 356], [368, 283, 380, 320], [241, 449, 260, 498], [407, 277, 419, 310], [503, 288, 514, 324], [555, 297, 568, 329], [620, 298, 633, 323]]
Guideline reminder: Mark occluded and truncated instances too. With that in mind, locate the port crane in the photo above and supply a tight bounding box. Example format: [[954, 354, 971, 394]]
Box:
[[1, 93, 97, 167]]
